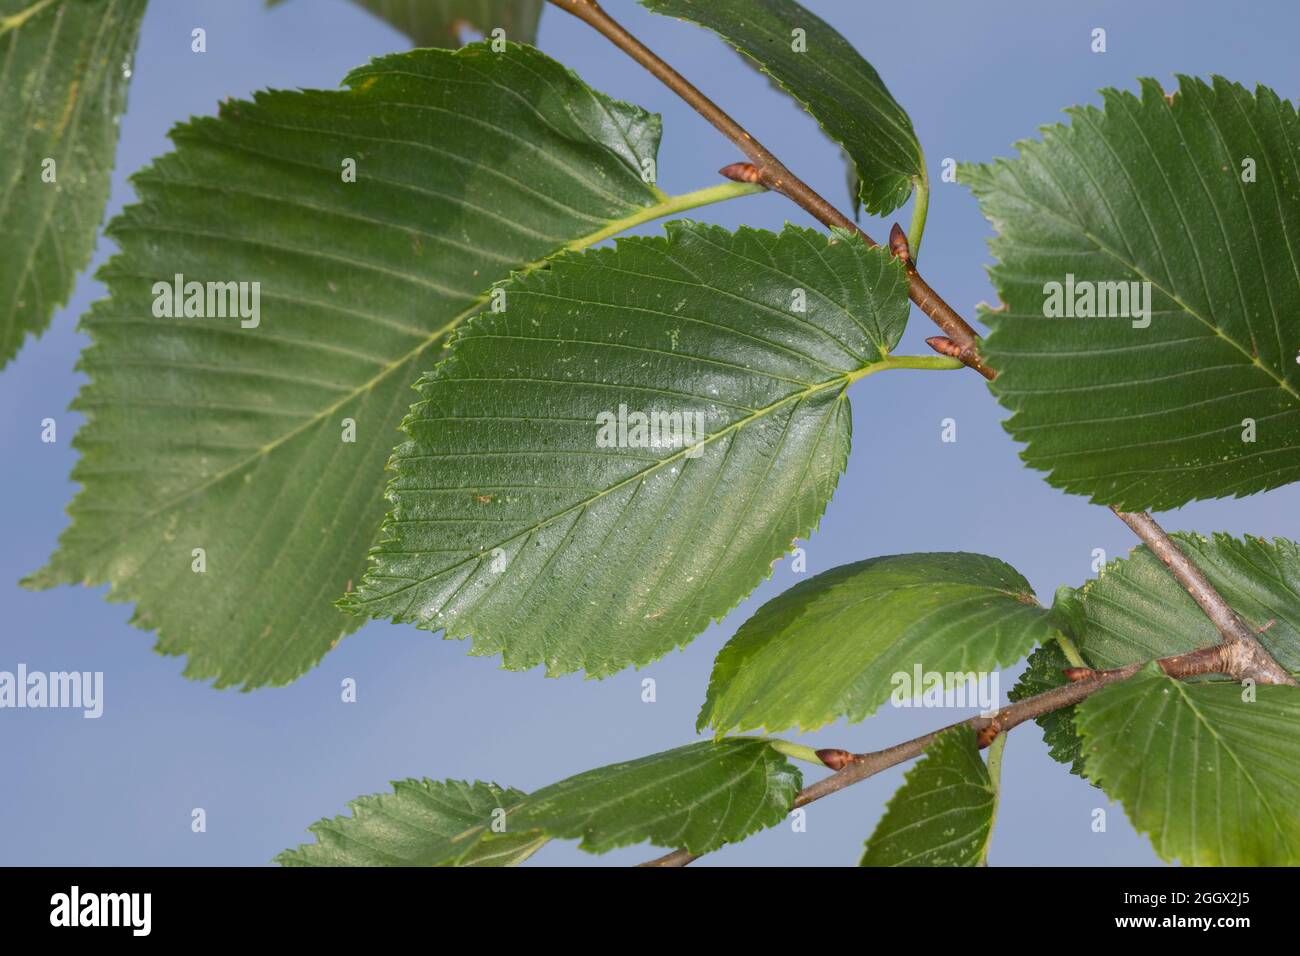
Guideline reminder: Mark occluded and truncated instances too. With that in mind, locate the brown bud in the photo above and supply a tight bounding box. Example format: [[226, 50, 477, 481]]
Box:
[[1062, 667, 1097, 682], [976, 723, 1001, 748], [888, 222, 910, 263], [719, 161, 762, 184], [925, 335, 962, 359], [816, 748, 853, 771]]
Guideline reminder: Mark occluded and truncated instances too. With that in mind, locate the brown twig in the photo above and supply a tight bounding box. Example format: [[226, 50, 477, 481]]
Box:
[[638, 642, 1254, 867], [1110, 509, 1296, 686], [547, 0, 993, 379]]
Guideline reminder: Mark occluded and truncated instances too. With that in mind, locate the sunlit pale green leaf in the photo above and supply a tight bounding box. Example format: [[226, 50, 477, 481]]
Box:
[[699, 552, 1053, 734]]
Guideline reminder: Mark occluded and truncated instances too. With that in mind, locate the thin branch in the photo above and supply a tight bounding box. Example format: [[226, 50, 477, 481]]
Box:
[[1110, 508, 1296, 686], [638, 642, 1247, 867], [546, 0, 993, 379]]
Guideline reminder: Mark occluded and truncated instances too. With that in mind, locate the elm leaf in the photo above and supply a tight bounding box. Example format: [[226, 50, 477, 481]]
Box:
[[276, 779, 546, 867], [699, 552, 1054, 734], [505, 738, 801, 856], [344, 222, 916, 677], [964, 76, 1300, 510], [1077, 664, 1300, 866]]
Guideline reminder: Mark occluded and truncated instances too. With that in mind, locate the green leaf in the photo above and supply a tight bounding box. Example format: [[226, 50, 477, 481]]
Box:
[[1007, 640, 1088, 776], [276, 779, 547, 866], [963, 76, 1300, 511], [507, 738, 801, 855], [343, 222, 920, 677], [280, 740, 801, 863], [1076, 664, 1300, 865], [1076, 533, 1300, 672], [268, 0, 543, 49], [860, 726, 998, 867], [0, 0, 146, 370], [26, 43, 668, 688], [640, 0, 924, 217], [699, 552, 1054, 734]]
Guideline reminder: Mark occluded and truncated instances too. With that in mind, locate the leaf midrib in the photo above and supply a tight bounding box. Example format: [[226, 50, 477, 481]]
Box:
[[0, 0, 57, 36]]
